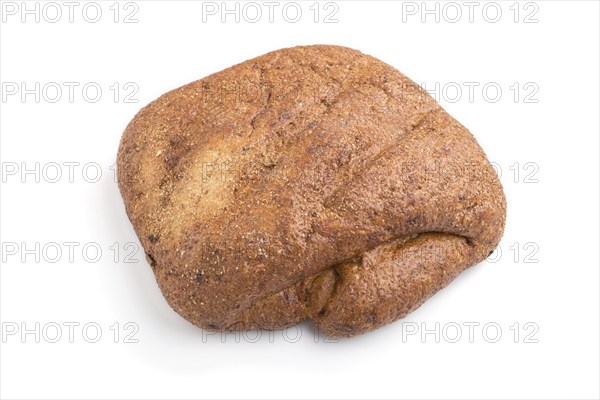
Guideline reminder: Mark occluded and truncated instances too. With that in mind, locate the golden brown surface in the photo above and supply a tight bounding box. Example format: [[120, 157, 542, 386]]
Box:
[[117, 45, 506, 337]]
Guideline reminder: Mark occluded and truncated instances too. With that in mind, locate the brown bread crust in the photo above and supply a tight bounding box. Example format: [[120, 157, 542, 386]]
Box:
[[117, 45, 506, 337]]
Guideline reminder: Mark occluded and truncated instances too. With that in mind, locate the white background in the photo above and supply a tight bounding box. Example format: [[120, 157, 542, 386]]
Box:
[[1, 1, 599, 399]]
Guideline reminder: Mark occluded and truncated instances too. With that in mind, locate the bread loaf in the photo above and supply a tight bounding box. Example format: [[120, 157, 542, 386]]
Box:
[[117, 45, 506, 337]]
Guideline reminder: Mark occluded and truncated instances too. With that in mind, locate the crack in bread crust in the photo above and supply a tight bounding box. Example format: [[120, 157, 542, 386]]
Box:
[[225, 231, 480, 337], [117, 45, 506, 337]]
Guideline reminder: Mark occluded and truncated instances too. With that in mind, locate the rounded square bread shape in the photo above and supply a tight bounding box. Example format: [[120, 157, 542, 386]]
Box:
[[117, 45, 506, 337]]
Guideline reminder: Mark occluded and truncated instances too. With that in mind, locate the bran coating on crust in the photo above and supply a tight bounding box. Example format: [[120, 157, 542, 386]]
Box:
[[117, 45, 506, 337]]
